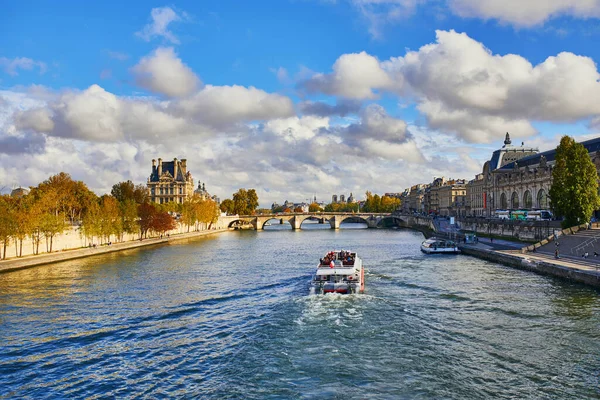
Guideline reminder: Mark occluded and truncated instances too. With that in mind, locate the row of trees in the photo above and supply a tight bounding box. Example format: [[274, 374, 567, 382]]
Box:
[[0, 174, 219, 260]]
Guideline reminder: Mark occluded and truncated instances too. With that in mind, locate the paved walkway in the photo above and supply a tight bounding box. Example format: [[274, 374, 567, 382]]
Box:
[[462, 242, 600, 280], [0, 229, 229, 273]]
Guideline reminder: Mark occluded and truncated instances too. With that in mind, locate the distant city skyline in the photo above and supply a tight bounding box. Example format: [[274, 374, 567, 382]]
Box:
[[1, 0, 600, 207]]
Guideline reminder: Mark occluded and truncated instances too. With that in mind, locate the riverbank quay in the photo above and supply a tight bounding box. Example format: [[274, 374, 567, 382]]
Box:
[[459, 242, 600, 289], [0, 228, 230, 274]]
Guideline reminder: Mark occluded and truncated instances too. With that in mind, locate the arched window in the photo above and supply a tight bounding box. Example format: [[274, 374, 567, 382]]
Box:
[[500, 193, 507, 209], [537, 189, 548, 209], [523, 190, 532, 209], [511, 192, 519, 209]]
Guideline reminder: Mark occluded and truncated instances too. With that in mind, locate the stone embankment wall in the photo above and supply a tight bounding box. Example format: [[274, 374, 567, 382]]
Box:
[[457, 219, 563, 242], [1, 217, 229, 260], [460, 246, 600, 288]]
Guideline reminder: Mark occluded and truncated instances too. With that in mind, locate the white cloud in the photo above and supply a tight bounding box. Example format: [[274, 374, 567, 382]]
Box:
[[136, 6, 185, 44], [131, 47, 201, 97], [449, 0, 600, 27], [302, 51, 396, 99], [326, 0, 600, 33], [0, 57, 47, 76], [13, 84, 204, 143], [171, 85, 295, 127], [305, 30, 600, 143]]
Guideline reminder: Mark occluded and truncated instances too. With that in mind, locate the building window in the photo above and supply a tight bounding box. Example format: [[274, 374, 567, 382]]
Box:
[[537, 189, 548, 209], [524, 190, 532, 209], [500, 193, 507, 209], [511, 192, 519, 209]]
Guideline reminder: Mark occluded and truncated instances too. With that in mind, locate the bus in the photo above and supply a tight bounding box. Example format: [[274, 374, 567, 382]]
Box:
[[510, 210, 527, 221], [526, 210, 553, 221], [494, 210, 510, 219]]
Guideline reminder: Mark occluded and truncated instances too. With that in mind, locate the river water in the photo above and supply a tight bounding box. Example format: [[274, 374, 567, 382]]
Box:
[[1, 223, 599, 399]]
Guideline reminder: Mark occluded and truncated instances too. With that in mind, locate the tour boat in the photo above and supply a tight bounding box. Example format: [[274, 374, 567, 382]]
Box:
[[420, 237, 460, 254], [311, 250, 364, 294]]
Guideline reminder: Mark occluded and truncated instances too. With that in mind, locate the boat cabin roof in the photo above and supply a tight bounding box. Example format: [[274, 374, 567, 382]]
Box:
[[315, 267, 356, 276]]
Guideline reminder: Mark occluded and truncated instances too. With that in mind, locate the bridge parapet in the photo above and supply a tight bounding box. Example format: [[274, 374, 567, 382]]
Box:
[[220, 212, 399, 230]]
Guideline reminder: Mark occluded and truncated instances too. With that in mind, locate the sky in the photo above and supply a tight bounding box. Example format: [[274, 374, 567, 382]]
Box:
[[1, 0, 600, 207]]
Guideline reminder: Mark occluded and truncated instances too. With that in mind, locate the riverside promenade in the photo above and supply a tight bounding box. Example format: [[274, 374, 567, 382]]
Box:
[[459, 237, 600, 288], [0, 228, 230, 274]]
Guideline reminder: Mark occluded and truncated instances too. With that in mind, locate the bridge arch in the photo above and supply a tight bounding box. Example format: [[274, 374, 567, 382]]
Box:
[[376, 216, 404, 228], [260, 216, 293, 230], [227, 218, 254, 229], [337, 215, 370, 226]]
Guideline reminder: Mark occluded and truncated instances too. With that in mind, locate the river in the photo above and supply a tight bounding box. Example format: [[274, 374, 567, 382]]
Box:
[[1, 222, 599, 399]]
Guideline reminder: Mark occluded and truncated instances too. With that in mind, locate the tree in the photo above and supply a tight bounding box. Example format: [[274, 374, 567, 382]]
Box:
[[0, 195, 16, 259], [550, 135, 600, 228], [151, 211, 176, 236], [220, 199, 235, 215], [138, 203, 157, 239], [197, 198, 219, 229], [120, 199, 139, 240], [35, 172, 96, 224], [98, 195, 122, 243], [294, 206, 304, 213], [12, 197, 32, 257], [309, 202, 322, 212], [81, 199, 102, 245], [232, 188, 259, 215], [40, 212, 67, 253], [111, 180, 149, 204]]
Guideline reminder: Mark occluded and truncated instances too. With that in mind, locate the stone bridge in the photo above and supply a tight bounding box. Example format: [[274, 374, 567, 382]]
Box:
[[219, 212, 431, 230]]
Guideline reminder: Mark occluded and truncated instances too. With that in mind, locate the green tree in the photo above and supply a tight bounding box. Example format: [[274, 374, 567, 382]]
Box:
[[247, 189, 259, 214], [111, 180, 149, 204], [120, 199, 139, 240], [231, 188, 259, 215], [550, 135, 600, 228], [220, 199, 235, 215], [309, 203, 322, 212]]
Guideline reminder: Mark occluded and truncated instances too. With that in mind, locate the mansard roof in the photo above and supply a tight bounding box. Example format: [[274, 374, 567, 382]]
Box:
[[149, 161, 185, 182], [497, 136, 600, 171]]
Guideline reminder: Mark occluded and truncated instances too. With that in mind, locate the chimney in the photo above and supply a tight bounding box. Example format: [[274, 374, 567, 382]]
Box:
[[158, 158, 162, 176], [173, 157, 179, 179], [152, 159, 156, 175], [181, 159, 187, 174]]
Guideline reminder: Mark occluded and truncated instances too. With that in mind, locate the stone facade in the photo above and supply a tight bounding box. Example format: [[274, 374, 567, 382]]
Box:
[[147, 158, 194, 204], [466, 174, 485, 216], [437, 179, 467, 217], [486, 137, 600, 216], [467, 133, 539, 216]]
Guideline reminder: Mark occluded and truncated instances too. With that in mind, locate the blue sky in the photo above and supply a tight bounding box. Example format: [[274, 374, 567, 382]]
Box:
[[1, 0, 600, 205]]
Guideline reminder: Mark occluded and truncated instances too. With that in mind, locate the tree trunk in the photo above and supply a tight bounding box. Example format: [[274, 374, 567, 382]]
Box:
[[2, 241, 7, 260], [49, 235, 53, 253], [19, 239, 23, 257]]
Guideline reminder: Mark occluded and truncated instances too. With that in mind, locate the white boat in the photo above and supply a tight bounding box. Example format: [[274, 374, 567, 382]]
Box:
[[311, 250, 364, 294], [420, 237, 460, 254]]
